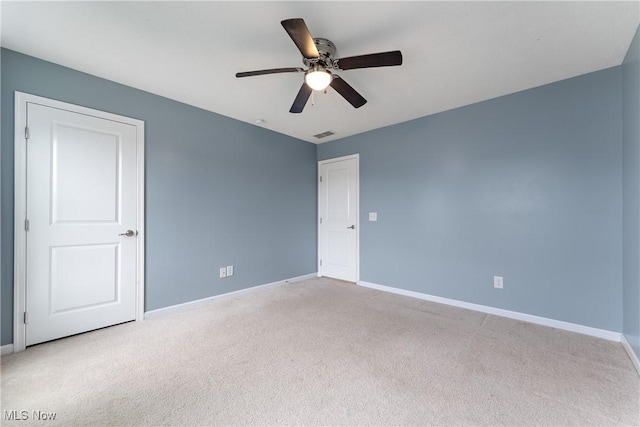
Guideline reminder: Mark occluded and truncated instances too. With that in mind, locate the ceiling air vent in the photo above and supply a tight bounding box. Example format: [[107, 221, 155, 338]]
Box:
[[313, 131, 335, 139]]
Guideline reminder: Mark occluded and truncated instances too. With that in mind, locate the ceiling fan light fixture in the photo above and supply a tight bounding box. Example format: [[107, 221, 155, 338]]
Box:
[[305, 68, 332, 91]]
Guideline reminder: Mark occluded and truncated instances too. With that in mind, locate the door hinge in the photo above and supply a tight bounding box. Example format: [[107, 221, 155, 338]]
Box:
[[23, 312, 28, 324], [319, 175, 323, 182], [24, 126, 29, 140], [24, 219, 30, 232], [320, 259, 323, 266], [320, 217, 322, 224]]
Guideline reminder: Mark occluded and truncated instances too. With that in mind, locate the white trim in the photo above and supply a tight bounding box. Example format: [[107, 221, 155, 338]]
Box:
[[622, 334, 640, 376], [317, 154, 360, 283], [13, 92, 145, 352], [144, 273, 317, 319], [13, 93, 28, 353], [358, 280, 622, 342], [135, 111, 146, 323], [1, 344, 14, 356]]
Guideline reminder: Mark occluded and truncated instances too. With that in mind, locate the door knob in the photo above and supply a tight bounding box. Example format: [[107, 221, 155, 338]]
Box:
[[347, 225, 355, 229], [118, 230, 137, 237]]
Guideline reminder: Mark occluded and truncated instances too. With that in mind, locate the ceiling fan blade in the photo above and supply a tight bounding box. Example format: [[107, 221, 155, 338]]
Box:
[[290, 83, 313, 113], [281, 18, 319, 60], [330, 76, 367, 109], [336, 50, 403, 71], [236, 67, 304, 78]]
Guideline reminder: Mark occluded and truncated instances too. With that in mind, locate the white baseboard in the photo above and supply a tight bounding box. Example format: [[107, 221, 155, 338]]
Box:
[[145, 273, 317, 319], [358, 281, 622, 342], [1, 344, 14, 356], [622, 334, 640, 375]]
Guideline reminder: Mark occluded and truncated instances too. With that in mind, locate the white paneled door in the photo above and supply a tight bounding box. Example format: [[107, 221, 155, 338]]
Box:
[[24, 101, 140, 346], [318, 156, 358, 282]]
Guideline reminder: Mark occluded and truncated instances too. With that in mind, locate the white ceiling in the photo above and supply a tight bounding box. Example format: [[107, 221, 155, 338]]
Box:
[[1, 1, 638, 143]]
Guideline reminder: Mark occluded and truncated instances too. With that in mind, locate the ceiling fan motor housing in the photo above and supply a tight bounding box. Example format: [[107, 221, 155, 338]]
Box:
[[304, 38, 337, 68]]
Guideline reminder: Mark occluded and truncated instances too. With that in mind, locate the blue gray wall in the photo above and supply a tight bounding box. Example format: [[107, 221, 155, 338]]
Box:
[[319, 67, 623, 332], [623, 25, 640, 359], [1, 49, 318, 345]]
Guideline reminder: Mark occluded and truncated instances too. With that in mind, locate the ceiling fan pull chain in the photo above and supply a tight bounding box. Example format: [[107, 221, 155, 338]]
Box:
[[311, 90, 315, 106]]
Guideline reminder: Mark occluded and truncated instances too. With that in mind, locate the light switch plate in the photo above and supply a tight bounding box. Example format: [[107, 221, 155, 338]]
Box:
[[494, 276, 503, 289], [220, 267, 227, 278], [226, 265, 234, 277], [369, 212, 377, 221]]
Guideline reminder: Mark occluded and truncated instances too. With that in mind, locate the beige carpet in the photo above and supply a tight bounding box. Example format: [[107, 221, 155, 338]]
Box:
[[1, 277, 638, 426]]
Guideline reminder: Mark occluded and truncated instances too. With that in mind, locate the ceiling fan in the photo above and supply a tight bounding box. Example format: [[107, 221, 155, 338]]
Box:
[[236, 18, 403, 113]]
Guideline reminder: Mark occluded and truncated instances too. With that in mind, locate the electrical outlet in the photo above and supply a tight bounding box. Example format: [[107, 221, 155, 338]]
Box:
[[226, 265, 234, 277], [219, 267, 227, 278], [494, 276, 504, 289], [369, 212, 377, 221]]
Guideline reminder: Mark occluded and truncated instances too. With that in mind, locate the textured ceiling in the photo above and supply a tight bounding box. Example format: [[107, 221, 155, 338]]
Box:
[[1, 1, 638, 143]]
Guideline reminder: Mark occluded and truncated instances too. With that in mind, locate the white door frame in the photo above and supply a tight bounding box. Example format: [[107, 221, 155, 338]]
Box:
[[317, 154, 360, 282], [13, 92, 145, 352]]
